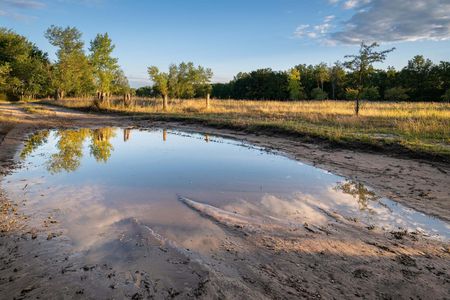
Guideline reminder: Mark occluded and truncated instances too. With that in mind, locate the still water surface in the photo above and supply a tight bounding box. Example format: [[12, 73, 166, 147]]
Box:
[[3, 127, 449, 250]]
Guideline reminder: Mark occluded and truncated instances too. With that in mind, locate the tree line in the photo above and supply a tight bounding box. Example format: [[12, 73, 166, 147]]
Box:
[[0, 26, 130, 105], [2, 26, 449, 109], [211, 51, 450, 103]]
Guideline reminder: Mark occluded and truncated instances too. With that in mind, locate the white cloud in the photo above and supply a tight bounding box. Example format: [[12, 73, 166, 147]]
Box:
[[293, 24, 310, 38], [342, 0, 371, 9], [324, 15, 335, 22], [293, 15, 335, 43], [3, 0, 45, 9], [1, 0, 44, 21], [294, 0, 450, 45], [331, 0, 450, 44]]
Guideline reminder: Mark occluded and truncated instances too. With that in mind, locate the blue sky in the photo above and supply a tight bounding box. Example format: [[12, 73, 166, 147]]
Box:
[[1, 0, 450, 87]]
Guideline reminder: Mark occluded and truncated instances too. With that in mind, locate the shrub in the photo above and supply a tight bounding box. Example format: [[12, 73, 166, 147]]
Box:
[[384, 87, 409, 101], [442, 89, 450, 102], [345, 88, 358, 100], [361, 87, 380, 101], [310, 88, 328, 100]]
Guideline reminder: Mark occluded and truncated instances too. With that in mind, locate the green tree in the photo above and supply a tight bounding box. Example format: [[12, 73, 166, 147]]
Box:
[[170, 62, 196, 98], [400, 55, 438, 101], [0, 63, 10, 91], [344, 42, 395, 115], [165, 62, 213, 99], [148, 66, 169, 110], [311, 87, 328, 100], [0, 28, 51, 100], [345, 88, 359, 100], [194, 65, 213, 108], [89, 33, 119, 106], [149, 62, 213, 109], [384, 87, 409, 101], [45, 25, 94, 99], [111, 69, 132, 107], [442, 89, 450, 102], [437, 61, 450, 93], [135, 86, 156, 97], [314, 62, 329, 92], [329, 61, 346, 99], [295, 64, 316, 99], [360, 86, 380, 101], [287, 68, 303, 100]]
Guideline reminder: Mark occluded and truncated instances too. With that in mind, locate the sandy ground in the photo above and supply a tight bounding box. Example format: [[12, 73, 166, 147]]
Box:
[[0, 102, 449, 299]]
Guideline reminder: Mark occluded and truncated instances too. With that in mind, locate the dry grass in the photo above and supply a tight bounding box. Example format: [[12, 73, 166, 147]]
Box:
[[41, 98, 450, 159]]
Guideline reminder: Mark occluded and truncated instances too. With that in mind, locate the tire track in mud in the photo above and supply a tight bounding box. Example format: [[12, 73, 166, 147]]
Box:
[[177, 196, 450, 299]]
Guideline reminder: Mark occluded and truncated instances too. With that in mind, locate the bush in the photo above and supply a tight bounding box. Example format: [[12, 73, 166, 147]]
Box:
[[442, 89, 450, 102], [361, 87, 380, 101], [310, 88, 328, 100], [384, 87, 409, 101], [345, 88, 358, 100], [345, 87, 380, 101]]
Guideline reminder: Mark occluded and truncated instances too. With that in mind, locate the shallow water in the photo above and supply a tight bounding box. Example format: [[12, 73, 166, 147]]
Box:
[[3, 127, 449, 252]]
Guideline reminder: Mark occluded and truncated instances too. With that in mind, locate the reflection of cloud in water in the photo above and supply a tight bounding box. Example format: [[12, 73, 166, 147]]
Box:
[[15, 183, 230, 255], [221, 194, 329, 227], [33, 184, 124, 250], [218, 188, 450, 239]]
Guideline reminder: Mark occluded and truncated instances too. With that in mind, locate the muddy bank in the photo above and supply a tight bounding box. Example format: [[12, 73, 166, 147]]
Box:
[[1, 103, 449, 299]]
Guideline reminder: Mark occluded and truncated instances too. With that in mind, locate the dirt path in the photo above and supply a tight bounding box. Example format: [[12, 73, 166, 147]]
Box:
[[1, 102, 449, 299]]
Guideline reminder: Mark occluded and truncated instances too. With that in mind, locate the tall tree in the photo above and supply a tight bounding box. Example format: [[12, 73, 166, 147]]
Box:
[[149, 62, 212, 109], [194, 65, 213, 108], [148, 66, 169, 110], [400, 55, 438, 101], [0, 63, 10, 90], [314, 62, 329, 92], [89, 33, 119, 105], [437, 61, 450, 93], [295, 64, 316, 99], [45, 25, 94, 99], [0, 28, 51, 100], [329, 61, 346, 100], [287, 68, 302, 100], [111, 69, 132, 106], [344, 42, 395, 115]]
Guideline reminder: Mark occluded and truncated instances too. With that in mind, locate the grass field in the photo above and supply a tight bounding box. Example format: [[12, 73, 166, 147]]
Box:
[[40, 98, 450, 161]]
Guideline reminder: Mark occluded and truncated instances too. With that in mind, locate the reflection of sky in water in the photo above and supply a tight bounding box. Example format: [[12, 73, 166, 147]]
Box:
[[3, 128, 450, 242]]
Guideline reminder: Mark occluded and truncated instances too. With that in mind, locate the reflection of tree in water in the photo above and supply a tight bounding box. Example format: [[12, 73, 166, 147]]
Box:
[[21, 128, 117, 173], [89, 128, 116, 163], [20, 130, 50, 160], [47, 129, 90, 173], [335, 181, 380, 213], [123, 128, 131, 142]]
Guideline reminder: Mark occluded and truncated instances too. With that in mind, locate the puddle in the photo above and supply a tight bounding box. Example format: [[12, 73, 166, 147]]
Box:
[[2, 127, 449, 254]]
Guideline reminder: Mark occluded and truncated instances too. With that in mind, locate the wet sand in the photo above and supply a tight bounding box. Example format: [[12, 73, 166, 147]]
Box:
[[0, 103, 449, 299]]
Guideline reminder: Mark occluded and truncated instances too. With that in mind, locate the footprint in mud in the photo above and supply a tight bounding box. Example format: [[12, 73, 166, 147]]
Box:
[[81, 217, 211, 298], [352, 268, 372, 279], [396, 254, 417, 267]]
